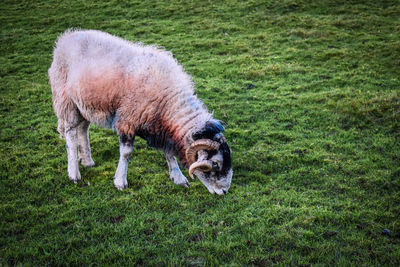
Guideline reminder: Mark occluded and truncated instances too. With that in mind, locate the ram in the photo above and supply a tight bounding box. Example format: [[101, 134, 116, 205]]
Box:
[[48, 30, 232, 195]]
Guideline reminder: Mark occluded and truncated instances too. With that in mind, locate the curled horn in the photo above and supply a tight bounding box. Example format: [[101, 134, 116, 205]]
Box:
[[189, 160, 212, 179], [186, 139, 220, 180], [186, 139, 220, 166]]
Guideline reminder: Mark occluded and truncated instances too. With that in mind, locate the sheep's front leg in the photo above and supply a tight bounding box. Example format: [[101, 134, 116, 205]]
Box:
[[114, 134, 134, 190], [65, 127, 81, 183], [77, 120, 95, 167], [164, 150, 189, 188]]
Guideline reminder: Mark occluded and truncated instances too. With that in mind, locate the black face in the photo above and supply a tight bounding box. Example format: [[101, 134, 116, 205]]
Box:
[[218, 142, 232, 176], [192, 142, 233, 194], [193, 120, 231, 177], [205, 141, 232, 178], [191, 120, 233, 194]]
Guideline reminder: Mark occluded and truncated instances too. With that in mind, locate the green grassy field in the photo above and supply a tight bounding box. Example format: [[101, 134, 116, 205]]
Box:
[[1, 0, 400, 265]]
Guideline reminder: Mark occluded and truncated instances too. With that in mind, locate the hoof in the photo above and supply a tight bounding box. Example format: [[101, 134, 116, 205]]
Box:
[[79, 158, 95, 168], [178, 181, 190, 188], [170, 171, 190, 188], [70, 177, 81, 184], [115, 184, 127, 190], [69, 172, 81, 184], [114, 179, 128, 190]]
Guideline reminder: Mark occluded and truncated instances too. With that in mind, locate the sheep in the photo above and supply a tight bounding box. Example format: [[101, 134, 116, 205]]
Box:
[[48, 30, 233, 195]]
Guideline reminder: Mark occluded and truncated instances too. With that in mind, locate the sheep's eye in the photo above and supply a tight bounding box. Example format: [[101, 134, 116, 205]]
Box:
[[212, 162, 218, 169]]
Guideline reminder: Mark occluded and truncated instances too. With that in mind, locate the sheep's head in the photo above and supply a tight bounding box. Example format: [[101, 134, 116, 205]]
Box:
[[186, 122, 232, 195]]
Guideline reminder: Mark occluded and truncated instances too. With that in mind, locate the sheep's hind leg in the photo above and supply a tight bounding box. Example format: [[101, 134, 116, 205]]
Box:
[[65, 126, 81, 183], [164, 150, 189, 188], [77, 120, 95, 167], [114, 134, 134, 190]]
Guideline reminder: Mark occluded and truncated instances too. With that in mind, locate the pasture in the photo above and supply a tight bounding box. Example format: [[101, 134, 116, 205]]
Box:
[[1, 0, 399, 265]]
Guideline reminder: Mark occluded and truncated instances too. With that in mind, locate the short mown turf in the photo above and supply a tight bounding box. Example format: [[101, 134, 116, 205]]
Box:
[[1, 0, 399, 265]]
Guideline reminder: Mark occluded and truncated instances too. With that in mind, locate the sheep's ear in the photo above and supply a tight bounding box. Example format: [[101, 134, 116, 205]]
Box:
[[193, 120, 224, 140]]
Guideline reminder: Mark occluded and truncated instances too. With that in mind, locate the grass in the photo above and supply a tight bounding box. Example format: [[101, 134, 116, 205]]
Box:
[[1, 0, 400, 265]]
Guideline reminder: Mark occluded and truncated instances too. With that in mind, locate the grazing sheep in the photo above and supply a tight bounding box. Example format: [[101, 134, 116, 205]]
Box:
[[48, 30, 232, 195]]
